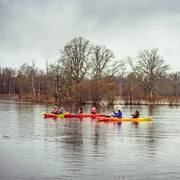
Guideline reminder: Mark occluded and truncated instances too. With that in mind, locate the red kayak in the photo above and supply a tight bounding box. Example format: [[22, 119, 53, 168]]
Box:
[[43, 112, 106, 118], [64, 113, 106, 118]]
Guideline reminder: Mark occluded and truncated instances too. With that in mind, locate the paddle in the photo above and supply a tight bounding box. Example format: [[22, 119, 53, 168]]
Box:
[[105, 105, 117, 117]]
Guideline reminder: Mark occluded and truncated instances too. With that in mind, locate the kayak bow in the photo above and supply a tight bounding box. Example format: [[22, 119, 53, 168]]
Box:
[[42, 112, 64, 118]]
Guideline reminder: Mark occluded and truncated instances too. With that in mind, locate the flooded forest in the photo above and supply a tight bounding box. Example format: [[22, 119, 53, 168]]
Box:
[[1, 37, 180, 105]]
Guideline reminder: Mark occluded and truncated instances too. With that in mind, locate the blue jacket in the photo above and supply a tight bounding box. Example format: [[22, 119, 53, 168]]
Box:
[[113, 111, 122, 118]]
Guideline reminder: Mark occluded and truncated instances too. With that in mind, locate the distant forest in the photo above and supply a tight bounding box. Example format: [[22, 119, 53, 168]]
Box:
[[1, 37, 180, 105]]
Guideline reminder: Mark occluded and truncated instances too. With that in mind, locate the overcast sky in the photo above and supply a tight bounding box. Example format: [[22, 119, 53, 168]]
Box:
[[0, 0, 180, 72]]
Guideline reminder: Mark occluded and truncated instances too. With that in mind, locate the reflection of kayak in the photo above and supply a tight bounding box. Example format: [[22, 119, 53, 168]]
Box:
[[43, 112, 64, 118], [64, 114, 106, 118], [97, 117, 152, 122]]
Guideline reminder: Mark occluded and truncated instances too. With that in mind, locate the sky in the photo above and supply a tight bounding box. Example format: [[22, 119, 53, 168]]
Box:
[[0, 0, 180, 72]]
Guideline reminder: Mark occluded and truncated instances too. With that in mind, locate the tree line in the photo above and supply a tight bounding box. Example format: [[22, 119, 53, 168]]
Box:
[[1, 37, 180, 105]]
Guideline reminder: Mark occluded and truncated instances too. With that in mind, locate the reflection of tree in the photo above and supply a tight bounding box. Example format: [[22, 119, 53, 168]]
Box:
[[90, 122, 112, 157], [147, 105, 155, 115], [131, 121, 158, 157], [59, 120, 84, 168], [16, 103, 35, 139]]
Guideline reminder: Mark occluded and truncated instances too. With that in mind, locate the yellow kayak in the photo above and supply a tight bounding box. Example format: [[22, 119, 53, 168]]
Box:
[[97, 117, 152, 122], [132, 117, 152, 122]]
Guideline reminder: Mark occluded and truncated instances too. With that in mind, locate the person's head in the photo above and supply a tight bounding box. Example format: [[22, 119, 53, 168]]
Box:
[[118, 110, 121, 113], [79, 107, 82, 110], [135, 110, 139, 114]]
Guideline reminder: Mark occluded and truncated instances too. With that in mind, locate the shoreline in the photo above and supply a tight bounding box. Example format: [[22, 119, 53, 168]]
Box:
[[1, 95, 180, 106]]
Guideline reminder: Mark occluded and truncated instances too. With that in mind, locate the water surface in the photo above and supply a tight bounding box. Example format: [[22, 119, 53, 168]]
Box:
[[0, 98, 180, 180]]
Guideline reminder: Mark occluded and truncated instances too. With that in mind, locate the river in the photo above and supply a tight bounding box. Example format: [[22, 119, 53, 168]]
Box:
[[0, 97, 180, 180]]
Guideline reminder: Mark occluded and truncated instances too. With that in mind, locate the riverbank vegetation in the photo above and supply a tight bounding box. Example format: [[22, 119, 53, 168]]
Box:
[[1, 37, 180, 105]]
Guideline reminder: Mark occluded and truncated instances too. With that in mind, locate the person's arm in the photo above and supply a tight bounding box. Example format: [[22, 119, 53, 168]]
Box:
[[113, 111, 117, 115]]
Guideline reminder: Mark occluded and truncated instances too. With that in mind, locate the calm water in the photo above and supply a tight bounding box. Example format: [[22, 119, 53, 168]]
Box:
[[0, 97, 180, 180]]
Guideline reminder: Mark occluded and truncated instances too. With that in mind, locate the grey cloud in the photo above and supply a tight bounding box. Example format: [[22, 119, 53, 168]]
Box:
[[76, 0, 180, 22], [0, 0, 180, 71]]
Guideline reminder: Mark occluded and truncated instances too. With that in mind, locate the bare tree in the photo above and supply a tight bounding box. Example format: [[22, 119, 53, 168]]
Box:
[[104, 60, 126, 82], [72, 81, 90, 105], [91, 45, 114, 80], [0, 68, 16, 94], [60, 37, 92, 87], [128, 48, 169, 98], [168, 72, 180, 97], [16, 63, 32, 96], [104, 82, 119, 104], [31, 61, 36, 97], [89, 80, 106, 105], [122, 73, 143, 104], [48, 62, 64, 103]]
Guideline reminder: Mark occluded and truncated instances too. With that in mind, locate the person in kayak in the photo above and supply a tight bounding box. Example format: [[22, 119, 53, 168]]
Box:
[[113, 110, 122, 118], [59, 109, 66, 114], [52, 106, 58, 114], [91, 107, 97, 114], [78, 107, 83, 115], [132, 110, 139, 118]]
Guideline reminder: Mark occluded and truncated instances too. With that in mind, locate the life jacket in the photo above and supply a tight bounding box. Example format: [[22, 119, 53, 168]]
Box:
[[91, 107, 96, 114], [60, 110, 66, 114], [91, 109, 96, 114]]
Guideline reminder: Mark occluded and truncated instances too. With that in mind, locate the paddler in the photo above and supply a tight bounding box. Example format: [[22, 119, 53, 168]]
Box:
[[59, 109, 66, 114], [91, 107, 97, 114], [52, 106, 58, 114], [78, 107, 83, 115], [113, 110, 122, 118], [132, 110, 139, 118]]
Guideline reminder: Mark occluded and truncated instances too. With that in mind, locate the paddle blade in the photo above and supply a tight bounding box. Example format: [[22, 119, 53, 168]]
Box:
[[114, 106, 117, 109]]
